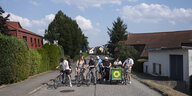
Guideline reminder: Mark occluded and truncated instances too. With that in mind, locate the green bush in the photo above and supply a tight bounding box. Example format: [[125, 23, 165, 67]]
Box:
[[0, 35, 30, 84], [81, 52, 88, 57], [37, 47, 49, 73], [43, 43, 60, 70], [58, 45, 64, 58], [29, 50, 41, 75]]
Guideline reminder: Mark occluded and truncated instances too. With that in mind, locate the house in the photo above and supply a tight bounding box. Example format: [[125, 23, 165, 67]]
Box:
[[89, 47, 95, 54], [144, 46, 192, 87], [6, 21, 43, 49], [125, 30, 192, 58]]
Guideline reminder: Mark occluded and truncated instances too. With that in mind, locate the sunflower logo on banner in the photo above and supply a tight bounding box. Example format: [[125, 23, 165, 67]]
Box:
[[111, 68, 122, 80]]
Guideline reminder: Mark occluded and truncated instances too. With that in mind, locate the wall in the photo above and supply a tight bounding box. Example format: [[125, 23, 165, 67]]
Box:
[[188, 50, 192, 80], [16, 31, 43, 49], [144, 49, 189, 83]]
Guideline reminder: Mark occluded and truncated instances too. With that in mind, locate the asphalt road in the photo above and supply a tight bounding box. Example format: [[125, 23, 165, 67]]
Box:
[[30, 76, 161, 96], [0, 71, 58, 96], [30, 55, 162, 96]]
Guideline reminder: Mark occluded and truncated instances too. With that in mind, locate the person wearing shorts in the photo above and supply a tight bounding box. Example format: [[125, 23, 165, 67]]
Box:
[[75, 56, 86, 80], [123, 56, 134, 84]]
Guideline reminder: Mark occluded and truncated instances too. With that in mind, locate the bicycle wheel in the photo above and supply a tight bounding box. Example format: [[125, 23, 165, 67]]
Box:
[[77, 74, 82, 87], [86, 72, 91, 86], [53, 78, 59, 89], [124, 73, 128, 85]]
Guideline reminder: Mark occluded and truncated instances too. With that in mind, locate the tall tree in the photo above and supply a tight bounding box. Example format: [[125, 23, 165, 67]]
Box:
[[0, 6, 10, 35], [81, 34, 89, 52], [44, 10, 88, 58], [107, 17, 128, 57]]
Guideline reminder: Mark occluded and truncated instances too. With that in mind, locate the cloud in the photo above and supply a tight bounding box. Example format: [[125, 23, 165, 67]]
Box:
[[29, 0, 39, 6], [75, 15, 100, 35], [3, 12, 32, 27], [75, 15, 93, 30], [32, 14, 55, 26], [127, 0, 138, 2], [120, 3, 192, 24], [51, 0, 121, 10], [74, 15, 102, 47], [3, 12, 55, 36]]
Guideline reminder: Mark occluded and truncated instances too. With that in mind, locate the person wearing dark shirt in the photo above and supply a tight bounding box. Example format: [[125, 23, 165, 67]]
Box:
[[101, 57, 112, 81], [88, 56, 96, 84]]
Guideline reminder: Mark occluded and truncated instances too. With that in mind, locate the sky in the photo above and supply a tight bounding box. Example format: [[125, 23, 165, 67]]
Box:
[[1, 0, 192, 47]]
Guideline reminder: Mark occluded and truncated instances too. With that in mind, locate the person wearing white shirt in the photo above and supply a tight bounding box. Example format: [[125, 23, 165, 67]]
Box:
[[56, 58, 72, 87], [113, 57, 122, 68], [123, 56, 134, 84]]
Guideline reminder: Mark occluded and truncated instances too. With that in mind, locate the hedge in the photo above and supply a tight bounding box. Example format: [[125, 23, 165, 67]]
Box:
[[0, 34, 63, 85], [37, 47, 49, 73], [58, 45, 64, 58], [0, 34, 30, 84], [42, 43, 60, 70], [29, 50, 41, 76]]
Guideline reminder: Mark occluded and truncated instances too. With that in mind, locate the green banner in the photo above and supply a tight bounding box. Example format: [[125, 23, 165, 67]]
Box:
[[111, 68, 122, 80]]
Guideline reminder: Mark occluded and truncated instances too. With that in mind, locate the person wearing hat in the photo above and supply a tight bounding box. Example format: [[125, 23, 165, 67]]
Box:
[[101, 57, 112, 81]]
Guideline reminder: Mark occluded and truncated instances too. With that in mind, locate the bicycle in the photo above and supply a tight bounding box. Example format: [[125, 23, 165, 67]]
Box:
[[123, 66, 131, 85], [100, 66, 110, 83], [53, 70, 66, 89], [86, 67, 96, 86], [76, 67, 86, 87]]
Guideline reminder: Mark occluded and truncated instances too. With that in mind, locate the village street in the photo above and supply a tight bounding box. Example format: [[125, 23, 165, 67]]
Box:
[[0, 55, 162, 96]]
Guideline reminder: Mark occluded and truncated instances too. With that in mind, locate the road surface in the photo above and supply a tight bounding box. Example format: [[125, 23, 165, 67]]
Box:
[[30, 55, 162, 96]]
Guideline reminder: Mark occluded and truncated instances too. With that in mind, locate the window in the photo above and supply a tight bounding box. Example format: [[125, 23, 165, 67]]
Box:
[[34, 38, 36, 44], [30, 38, 33, 43], [38, 39, 40, 44], [23, 36, 27, 41], [153, 63, 161, 75]]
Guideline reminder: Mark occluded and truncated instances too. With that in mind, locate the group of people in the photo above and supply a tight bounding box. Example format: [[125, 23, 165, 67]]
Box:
[[56, 55, 134, 87]]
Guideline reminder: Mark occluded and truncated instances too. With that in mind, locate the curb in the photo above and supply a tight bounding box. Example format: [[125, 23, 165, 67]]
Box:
[[0, 85, 7, 89], [27, 78, 54, 95], [27, 73, 55, 95], [28, 83, 47, 95], [132, 75, 169, 96], [0, 70, 55, 90]]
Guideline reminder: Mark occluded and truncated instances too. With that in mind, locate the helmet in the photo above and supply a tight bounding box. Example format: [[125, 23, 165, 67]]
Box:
[[96, 56, 100, 59], [105, 57, 108, 60]]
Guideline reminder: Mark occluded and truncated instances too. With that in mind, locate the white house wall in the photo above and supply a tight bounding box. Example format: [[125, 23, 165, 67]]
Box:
[[188, 50, 192, 80], [144, 49, 189, 82]]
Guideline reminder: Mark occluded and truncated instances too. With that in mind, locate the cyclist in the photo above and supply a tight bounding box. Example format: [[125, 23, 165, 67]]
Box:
[[122, 56, 134, 84], [87, 56, 96, 85], [101, 57, 112, 81], [113, 57, 122, 68], [75, 56, 86, 80], [95, 56, 102, 81], [56, 58, 72, 87]]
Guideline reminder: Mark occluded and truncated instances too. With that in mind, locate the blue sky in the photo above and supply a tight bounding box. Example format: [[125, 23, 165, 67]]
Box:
[[1, 0, 192, 47]]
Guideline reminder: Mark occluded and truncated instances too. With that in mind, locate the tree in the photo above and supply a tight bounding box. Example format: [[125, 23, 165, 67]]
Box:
[[0, 6, 10, 35], [81, 35, 89, 52], [117, 42, 138, 61], [44, 10, 89, 58], [107, 17, 128, 57]]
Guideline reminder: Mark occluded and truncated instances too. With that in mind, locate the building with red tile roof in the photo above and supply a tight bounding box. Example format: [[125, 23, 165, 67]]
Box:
[[6, 21, 43, 49], [125, 30, 192, 58]]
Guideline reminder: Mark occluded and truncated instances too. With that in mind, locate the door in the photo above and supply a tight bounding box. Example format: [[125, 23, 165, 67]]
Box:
[[170, 55, 183, 81]]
